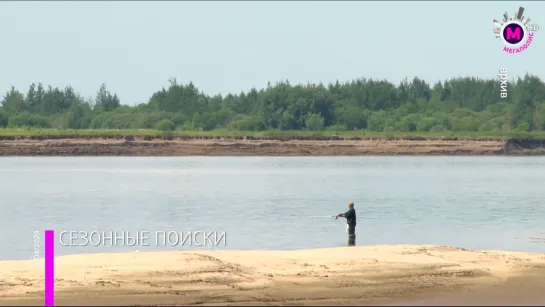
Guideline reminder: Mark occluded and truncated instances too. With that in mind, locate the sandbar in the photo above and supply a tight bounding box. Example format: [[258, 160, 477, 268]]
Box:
[[1, 245, 544, 306]]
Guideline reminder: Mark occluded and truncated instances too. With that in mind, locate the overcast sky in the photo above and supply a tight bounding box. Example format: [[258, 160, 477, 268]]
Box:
[[1, 1, 543, 105]]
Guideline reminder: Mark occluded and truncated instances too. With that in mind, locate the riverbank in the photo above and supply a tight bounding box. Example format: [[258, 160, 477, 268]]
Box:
[[0, 137, 545, 156], [0, 129, 544, 156], [1, 245, 544, 306]]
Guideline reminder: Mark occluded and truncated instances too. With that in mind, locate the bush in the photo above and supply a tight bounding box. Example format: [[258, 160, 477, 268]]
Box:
[[154, 119, 175, 131], [305, 113, 324, 131], [229, 115, 264, 131], [429, 125, 445, 133], [7, 112, 51, 128], [326, 124, 347, 131]]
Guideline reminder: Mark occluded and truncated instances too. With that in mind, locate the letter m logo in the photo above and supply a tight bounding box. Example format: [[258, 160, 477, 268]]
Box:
[[506, 27, 521, 40]]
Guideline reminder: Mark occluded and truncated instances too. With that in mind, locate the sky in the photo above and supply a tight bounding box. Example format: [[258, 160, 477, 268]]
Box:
[[0, 1, 544, 105]]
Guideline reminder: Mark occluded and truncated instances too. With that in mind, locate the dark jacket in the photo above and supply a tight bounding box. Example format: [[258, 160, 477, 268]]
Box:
[[342, 208, 356, 226]]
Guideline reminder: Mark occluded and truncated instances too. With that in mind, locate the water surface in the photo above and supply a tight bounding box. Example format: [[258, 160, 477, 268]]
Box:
[[2, 156, 544, 261]]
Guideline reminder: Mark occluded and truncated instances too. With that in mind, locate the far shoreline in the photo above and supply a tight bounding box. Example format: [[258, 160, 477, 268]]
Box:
[[0, 134, 544, 156]]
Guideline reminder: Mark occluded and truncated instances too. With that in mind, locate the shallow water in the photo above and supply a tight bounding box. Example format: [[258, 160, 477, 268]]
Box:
[[2, 156, 544, 261]]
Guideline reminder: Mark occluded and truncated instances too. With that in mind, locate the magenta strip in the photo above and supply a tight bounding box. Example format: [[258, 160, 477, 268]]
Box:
[[45, 230, 54, 306]]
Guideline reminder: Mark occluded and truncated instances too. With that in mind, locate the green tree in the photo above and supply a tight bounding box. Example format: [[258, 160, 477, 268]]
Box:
[[94, 84, 120, 112], [1, 74, 545, 134], [305, 113, 324, 131]]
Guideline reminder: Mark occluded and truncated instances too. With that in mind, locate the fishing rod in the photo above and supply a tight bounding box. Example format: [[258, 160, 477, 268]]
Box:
[[308, 215, 384, 219], [513, 236, 545, 242]]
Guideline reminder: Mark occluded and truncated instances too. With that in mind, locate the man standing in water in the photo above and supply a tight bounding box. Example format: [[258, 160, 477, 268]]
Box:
[[336, 202, 357, 246]]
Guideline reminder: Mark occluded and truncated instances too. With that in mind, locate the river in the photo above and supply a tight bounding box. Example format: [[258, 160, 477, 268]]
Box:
[[1, 156, 544, 261]]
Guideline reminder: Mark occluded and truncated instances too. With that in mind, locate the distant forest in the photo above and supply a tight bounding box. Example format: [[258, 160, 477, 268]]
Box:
[[1, 75, 544, 133]]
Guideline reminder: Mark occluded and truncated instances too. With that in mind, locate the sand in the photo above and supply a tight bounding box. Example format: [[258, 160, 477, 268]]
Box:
[[0, 138, 511, 156], [1, 245, 545, 306]]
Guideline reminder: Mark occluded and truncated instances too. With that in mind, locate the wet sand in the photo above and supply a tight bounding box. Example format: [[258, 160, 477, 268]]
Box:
[[0, 138, 510, 156], [382, 267, 545, 306], [1, 245, 544, 306]]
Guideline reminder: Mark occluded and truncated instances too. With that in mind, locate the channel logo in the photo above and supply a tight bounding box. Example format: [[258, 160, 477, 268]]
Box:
[[493, 7, 539, 54]]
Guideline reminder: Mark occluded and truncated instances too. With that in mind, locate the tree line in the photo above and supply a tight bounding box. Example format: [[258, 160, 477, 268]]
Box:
[[1, 75, 545, 133]]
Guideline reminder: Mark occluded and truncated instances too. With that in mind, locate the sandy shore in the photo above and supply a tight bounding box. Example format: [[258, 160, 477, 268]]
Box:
[[1, 245, 545, 306], [0, 138, 519, 156]]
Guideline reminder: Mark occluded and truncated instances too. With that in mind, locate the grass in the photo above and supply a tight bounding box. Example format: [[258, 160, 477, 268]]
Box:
[[0, 128, 545, 140]]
